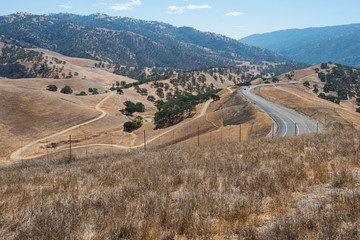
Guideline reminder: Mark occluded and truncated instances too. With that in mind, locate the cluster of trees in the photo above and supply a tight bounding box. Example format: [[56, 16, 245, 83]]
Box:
[[236, 81, 252, 87], [0, 45, 43, 65], [114, 66, 174, 83], [46, 84, 73, 94], [0, 44, 79, 79], [318, 93, 341, 104], [88, 88, 99, 95], [0, 63, 34, 78], [259, 63, 310, 78], [154, 90, 220, 128], [316, 64, 360, 106], [120, 101, 145, 115]]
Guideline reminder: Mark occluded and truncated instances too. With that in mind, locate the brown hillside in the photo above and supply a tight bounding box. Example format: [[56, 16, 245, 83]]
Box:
[[254, 65, 360, 130], [0, 130, 359, 239]]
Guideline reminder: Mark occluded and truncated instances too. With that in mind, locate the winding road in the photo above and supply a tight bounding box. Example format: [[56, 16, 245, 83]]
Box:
[[9, 83, 318, 161], [240, 81, 322, 136]]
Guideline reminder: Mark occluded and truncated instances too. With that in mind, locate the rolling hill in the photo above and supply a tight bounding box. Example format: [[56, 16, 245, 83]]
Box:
[[240, 24, 360, 68], [0, 13, 292, 70]]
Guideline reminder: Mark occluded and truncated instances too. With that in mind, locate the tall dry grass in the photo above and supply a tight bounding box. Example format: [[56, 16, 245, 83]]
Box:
[[0, 130, 359, 239]]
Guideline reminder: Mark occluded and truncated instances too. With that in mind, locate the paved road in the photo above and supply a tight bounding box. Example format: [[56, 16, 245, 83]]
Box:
[[240, 82, 322, 137]]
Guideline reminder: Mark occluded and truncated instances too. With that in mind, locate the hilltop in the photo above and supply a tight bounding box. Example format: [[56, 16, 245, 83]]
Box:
[[241, 23, 360, 68], [0, 13, 305, 71]]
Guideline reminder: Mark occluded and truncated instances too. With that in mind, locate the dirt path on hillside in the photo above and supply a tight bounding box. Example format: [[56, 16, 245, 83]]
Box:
[[9, 90, 217, 161]]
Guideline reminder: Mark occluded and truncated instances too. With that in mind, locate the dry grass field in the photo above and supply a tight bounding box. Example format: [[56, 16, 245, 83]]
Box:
[[1, 47, 266, 162], [0, 129, 359, 239]]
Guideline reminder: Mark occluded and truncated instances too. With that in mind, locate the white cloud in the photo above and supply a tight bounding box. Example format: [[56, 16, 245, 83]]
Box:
[[187, 4, 211, 10], [168, 4, 211, 14], [99, 2, 108, 6], [168, 6, 185, 14], [226, 11, 243, 17], [58, 1, 73, 9], [109, 0, 142, 11], [233, 25, 245, 28]]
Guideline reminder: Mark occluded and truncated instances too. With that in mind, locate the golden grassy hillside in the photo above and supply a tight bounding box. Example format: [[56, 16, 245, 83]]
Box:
[[1, 130, 359, 239]]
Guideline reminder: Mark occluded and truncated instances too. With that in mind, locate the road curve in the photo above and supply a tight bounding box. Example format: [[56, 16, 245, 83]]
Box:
[[240, 82, 322, 137]]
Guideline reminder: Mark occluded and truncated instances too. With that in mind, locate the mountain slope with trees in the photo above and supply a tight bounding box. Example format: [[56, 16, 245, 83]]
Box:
[[240, 24, 360, 68], [0, 13, 292, 70]]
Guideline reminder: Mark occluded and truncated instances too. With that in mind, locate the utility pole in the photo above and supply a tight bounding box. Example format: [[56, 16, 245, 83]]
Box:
[[239, 124, 242, 142], [128, 133, 131, 152], [69, 135, 72, 162], [46, 140, 49, 160], [197, 126, 200, 146], [173, 129, 175, 144], [144, 130, 146, 151], [316, 122, 319, 134]]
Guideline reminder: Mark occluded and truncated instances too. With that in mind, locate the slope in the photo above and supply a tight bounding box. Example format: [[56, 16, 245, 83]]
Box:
[[240, 24, 360, 67]]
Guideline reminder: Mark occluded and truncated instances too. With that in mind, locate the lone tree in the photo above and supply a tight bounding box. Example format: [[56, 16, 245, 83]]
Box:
[[147, 95, 155, 102], [211, 94, 220, 101], [60, 85, 73, 94], [156, 88, 164, 98], [116, 88, 124, 94], [272, 77, 279, 83], [303, 81, 310, 88], [318, 72, 326, 82], [321, 63, 329, 69], [313, 85, 319, 94], [46, 85, 58, 92]]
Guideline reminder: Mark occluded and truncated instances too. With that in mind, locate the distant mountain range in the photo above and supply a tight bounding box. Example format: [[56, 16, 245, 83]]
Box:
[[0, 13, 290, 70], [241, 24, 360, 68]]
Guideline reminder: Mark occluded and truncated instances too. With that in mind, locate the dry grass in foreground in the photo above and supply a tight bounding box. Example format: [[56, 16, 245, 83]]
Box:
[[0, 130, 359, 239]]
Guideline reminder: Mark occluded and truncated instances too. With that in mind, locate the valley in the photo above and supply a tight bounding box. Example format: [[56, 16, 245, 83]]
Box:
[[0, 9, 359, 240]]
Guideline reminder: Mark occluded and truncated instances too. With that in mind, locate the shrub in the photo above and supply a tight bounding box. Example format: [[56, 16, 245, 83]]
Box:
[[76, 91, 87, 96], [46, 85, 58, 92], [123, 117, 143, 132]]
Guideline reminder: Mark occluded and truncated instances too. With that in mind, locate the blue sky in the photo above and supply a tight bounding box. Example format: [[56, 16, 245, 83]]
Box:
[[2, 0, 360, 39]]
